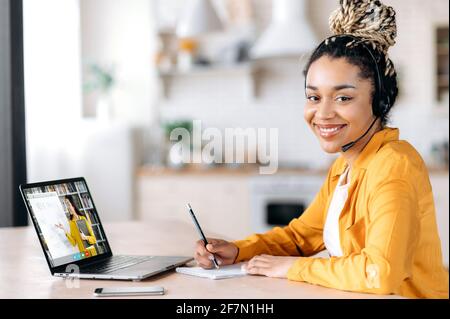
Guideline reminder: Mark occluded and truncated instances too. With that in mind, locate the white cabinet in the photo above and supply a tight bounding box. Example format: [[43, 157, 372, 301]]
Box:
[[430, 172, 449, 268], [137, 174, 252, 240]]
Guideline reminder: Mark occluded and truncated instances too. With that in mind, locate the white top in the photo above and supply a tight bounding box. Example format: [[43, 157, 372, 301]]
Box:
[[323, 165, 350, 257]]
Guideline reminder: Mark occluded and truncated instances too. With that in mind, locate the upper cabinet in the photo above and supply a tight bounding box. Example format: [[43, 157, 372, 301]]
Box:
[[435, 26, 449, 107]]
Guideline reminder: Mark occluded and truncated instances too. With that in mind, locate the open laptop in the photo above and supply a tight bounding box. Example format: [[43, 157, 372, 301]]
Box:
[[20, 177, 193, 281]]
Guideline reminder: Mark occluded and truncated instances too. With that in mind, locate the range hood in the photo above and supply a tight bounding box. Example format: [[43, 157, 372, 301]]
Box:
[[250, 0, 318, 59], [176, 0, 224, 38]]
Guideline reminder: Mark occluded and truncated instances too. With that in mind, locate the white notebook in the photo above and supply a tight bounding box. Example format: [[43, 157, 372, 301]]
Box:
[[176, 263, 247, 280]]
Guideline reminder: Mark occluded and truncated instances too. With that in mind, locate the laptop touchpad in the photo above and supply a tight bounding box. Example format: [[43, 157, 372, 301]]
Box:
[[112, 260, 173, 276]]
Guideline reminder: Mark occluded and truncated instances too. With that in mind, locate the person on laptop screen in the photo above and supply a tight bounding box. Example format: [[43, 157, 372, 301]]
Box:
[[55, 196, 97, 257]]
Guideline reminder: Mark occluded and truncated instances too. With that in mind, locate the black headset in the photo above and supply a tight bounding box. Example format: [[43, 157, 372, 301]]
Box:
[[305, 34, 392, 152]]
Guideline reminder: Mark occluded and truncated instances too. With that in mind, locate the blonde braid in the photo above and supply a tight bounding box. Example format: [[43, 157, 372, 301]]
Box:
[[328, 0, 397, 77]]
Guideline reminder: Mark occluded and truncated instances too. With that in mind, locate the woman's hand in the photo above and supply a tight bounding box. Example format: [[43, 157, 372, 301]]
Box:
[[80, 233, 88, 241], [194, 238, 239, 269], [243, 255, 299, 279]]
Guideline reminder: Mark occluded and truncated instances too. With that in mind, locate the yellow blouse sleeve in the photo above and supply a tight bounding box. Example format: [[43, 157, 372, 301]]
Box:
[[287, 178, 420, 295], [66, 233, 77, 246], [233, 170, 332, 262], [65, 224, 76, 247]]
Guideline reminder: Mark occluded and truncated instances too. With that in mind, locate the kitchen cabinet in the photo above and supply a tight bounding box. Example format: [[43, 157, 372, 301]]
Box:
[[435, 26, 449, 104], [137, 171, 252, 240]]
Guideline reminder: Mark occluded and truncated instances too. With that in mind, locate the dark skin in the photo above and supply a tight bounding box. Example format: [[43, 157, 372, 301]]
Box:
[[194, 56, 382, 278]]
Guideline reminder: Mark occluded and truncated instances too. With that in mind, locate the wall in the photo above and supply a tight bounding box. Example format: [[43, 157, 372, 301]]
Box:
[[156, 0, 449, 168], [23, 0, 83, 182], [386, 0, 449, 163], [80, 0, 158, 129], [78, 0, 162, 220]]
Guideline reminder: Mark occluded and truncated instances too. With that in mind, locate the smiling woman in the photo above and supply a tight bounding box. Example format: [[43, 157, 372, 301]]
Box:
[[192, 0, 449, 299], [304, 56, 378, 157]]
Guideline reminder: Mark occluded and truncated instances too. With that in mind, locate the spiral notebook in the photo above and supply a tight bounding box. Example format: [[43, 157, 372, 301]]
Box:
[[176, 263, 247, 280]]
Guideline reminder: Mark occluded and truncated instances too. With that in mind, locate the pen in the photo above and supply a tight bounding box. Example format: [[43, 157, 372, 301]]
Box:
[[186, 203, 220, 269]]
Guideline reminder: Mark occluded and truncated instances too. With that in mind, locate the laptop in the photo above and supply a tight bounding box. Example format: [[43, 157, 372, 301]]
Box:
[[20, 177, 193, 281]]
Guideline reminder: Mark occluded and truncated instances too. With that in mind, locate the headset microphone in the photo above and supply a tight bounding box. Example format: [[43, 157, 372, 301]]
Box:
[[341, 116, 379, 152]]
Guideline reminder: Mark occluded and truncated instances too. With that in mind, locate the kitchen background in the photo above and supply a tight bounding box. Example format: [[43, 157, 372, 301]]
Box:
[[22, 0, 448, 266]]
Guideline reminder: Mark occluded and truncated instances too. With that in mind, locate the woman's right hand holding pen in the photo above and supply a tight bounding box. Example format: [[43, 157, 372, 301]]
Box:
[[195, 238, 239, 269]]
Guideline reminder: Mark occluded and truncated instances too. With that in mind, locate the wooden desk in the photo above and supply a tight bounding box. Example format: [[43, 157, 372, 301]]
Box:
[[0, 220, 401, 299]]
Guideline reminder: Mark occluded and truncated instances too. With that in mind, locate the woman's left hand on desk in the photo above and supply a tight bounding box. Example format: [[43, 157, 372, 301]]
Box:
[[243, 255, 298, 279]]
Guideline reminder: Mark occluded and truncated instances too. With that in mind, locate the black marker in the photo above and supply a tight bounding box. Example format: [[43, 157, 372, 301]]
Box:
[[186, 203, 219, 269]]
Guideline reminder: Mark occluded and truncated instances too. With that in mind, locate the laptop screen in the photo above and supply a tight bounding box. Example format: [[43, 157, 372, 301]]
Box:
[[22, 179, 110, 267]]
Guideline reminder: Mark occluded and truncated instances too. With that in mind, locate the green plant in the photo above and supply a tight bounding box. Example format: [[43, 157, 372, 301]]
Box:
[[162, 120, 193, 143], [83, 63, 115, 95]]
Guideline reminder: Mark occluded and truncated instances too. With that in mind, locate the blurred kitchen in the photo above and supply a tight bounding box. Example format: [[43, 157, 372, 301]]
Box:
[[1, 0, 448, 266]]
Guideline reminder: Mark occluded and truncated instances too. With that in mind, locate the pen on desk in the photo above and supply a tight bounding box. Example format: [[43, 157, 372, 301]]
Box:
[[186, 203, 220, 269]]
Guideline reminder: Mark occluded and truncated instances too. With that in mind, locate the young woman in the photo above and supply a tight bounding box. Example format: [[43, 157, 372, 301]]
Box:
[[193, 0, 448, 298], [55, 196, 97, 257]]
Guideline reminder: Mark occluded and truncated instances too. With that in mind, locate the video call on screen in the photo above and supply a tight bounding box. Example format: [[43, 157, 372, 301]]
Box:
[[23, 181, 109, 267]]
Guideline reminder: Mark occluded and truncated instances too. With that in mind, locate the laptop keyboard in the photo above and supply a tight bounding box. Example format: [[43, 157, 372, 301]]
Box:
[[80, 255, 155, 274]]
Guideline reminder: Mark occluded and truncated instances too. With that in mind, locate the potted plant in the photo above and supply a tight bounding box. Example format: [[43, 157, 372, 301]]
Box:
[[162, 120, 193, 168], [83, 63, 116, 121]]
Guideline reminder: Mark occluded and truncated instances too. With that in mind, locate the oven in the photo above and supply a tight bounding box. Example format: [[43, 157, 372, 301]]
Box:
[[250, 174, 325, 234]]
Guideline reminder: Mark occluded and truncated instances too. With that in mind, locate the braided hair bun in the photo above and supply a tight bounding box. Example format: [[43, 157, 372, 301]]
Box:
[[303, 0, 400, 126], [328, 0, 397, 76]]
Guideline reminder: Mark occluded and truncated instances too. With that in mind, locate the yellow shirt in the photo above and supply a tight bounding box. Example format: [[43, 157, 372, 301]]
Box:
[[65, 215, 97, 256], [234, 127, 449, 298]]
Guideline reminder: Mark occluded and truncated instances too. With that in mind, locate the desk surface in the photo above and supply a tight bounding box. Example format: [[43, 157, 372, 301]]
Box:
[[0, 220, 401, 299]]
